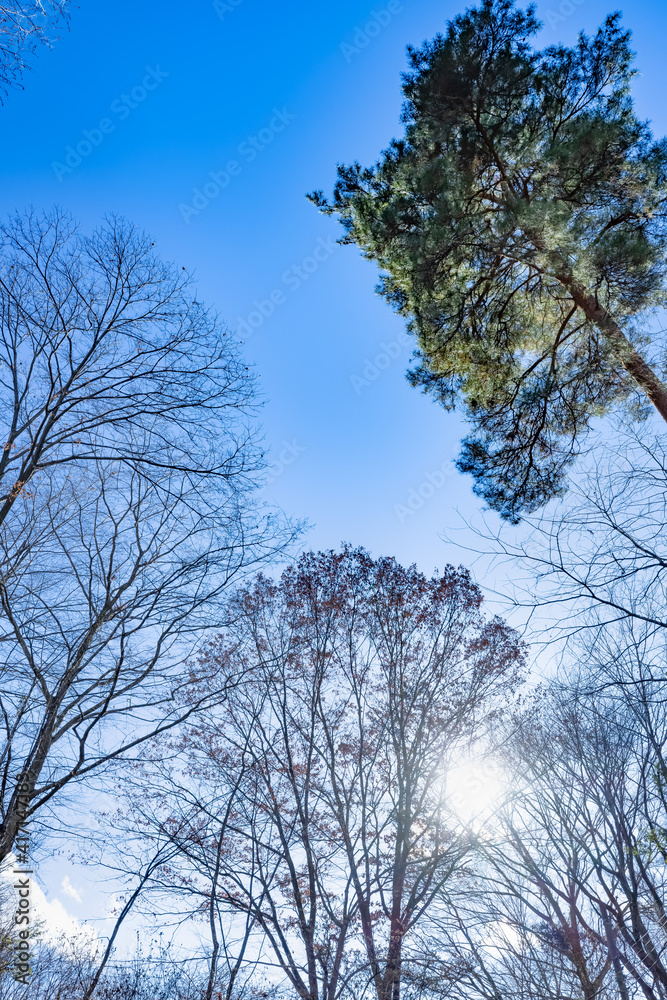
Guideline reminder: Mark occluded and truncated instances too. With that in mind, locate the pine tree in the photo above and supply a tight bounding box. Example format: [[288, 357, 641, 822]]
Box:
[[311, 0, 667, 521]]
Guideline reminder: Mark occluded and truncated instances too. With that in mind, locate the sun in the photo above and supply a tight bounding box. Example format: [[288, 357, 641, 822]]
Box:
[[445, 756, 507, 827]]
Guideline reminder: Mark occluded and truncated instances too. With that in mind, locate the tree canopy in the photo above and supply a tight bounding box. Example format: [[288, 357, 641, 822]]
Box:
[[0, 209, 290, 865], [114, 546, 525, 1000], [312, 0, 667, 521]]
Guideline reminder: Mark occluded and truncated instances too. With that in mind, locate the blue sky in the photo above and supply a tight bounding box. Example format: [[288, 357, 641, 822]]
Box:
[[4, 0, 667, 942], [5, 0, 666, 582]]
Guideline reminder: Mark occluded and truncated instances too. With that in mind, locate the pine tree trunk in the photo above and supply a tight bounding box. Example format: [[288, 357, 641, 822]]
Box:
[[563, 279, 667, 424]]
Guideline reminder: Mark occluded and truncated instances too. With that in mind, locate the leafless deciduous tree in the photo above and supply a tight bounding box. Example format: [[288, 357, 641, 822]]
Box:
[[0, 209, 292, 863], [505, 683, 667, 999], [0, 2, 69, 99], [422, 673, 667, 1000], [75, 759, 263, 1000], [482, 426, 667, 646], [123, 547, 525, 1000], [429, 426, 667, 999], [0, 925, 252, 1000]]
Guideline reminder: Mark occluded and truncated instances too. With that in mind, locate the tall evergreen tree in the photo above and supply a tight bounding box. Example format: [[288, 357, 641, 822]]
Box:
[[312, 0, 667, 521]]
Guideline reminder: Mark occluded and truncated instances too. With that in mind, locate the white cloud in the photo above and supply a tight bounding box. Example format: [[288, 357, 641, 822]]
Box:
[[61, 875, 83, 904], [1, 866, 97, 950]]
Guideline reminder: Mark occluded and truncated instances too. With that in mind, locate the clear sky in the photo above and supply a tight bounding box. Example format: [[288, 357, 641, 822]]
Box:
[[3, 0, 667, 950]]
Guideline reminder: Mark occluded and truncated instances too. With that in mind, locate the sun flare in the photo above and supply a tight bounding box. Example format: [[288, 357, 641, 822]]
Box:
[[446, 757, 508, 826]]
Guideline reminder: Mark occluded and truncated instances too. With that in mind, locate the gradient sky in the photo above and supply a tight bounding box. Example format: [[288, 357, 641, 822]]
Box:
[[3, 0, 667, 951]]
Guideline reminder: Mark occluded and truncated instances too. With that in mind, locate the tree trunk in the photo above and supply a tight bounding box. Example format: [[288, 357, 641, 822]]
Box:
[[601, 908, 630, 1000], [561, 278, 667, 425], [0, 705, 57, 862], [382, 919, 404, 1000]]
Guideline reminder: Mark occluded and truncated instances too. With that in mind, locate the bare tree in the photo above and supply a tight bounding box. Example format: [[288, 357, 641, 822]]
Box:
[[0, 926, 254, 1000], [0, 2, 69, 99], [424, 675, 667, 1000], [124, 548, 525, 1000], [433, 424, 667, 999], [498, 680, 667, 999], [0, 209, 293, 863], [76, 744, 263, 1000], [480, 425, 667, 645], [405, 882, 615, 1000]]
